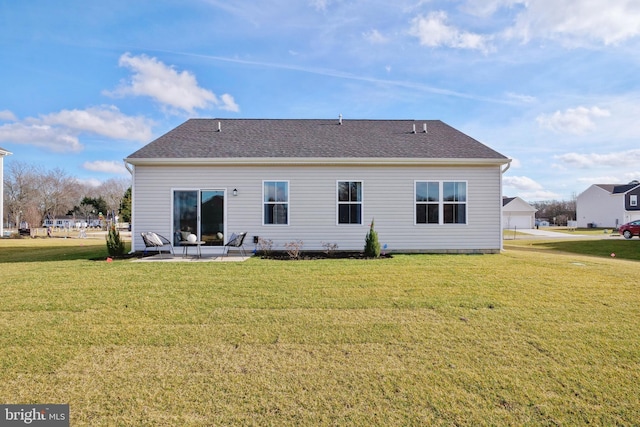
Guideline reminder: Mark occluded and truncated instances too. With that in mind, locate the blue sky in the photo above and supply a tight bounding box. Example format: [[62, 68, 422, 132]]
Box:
[[1, 0, 640, 200]]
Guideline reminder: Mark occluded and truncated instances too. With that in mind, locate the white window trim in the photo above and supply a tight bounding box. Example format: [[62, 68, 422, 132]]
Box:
[[414, 180, 468, 225], [336, 180, 364, 225], [631, 194, 638, 207], [262, 180, 290, 226]]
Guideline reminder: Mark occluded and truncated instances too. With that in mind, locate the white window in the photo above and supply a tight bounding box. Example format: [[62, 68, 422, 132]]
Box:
[[415, 181, 467, 224], [263, 181, 289, 225], [337, 181, 362, 224], [631, 195, 638, 207]]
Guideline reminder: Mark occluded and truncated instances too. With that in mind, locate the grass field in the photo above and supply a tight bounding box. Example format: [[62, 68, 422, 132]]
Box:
[[1, 237, 639, 425]]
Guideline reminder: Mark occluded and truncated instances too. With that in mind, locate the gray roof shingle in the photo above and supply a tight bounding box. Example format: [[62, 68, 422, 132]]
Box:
[[126, 119, 508, 162], [596, 183, 640, 194]]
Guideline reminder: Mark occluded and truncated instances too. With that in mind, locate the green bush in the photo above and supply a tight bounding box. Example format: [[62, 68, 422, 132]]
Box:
[[364, 219, 381, 258], [106, 225, 125, 257]]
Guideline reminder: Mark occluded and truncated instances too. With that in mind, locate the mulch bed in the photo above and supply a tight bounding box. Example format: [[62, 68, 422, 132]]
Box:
[[258, 251, 393, 260]]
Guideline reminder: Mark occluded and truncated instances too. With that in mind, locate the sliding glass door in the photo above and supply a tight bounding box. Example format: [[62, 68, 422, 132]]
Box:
[[173, 189, 225, 246], [200, 190, 224, 246]]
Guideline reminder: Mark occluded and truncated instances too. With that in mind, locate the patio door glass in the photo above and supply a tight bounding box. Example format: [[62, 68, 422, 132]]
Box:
[[200, 190, 224, 246], [173, 190, 225, 246]]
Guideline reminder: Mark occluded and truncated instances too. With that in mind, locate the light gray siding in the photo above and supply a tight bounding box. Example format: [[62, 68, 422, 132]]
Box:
[[131, 164, 503, 253], [576, 186, 625, 228]]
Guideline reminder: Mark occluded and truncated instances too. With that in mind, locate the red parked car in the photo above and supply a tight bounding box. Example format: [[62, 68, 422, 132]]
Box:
[[618, 220, 640, 239]]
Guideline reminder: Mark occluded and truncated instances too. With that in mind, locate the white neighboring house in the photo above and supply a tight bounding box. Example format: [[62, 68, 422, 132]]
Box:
[[502, 196, 537, 230], [124, 119, 511, 254], [576, 182, 640, 228], [0, 146, 12, 237]]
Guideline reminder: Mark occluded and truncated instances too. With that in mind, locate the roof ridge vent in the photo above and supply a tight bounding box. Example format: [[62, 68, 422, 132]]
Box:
[[338, 114, 343, 125], [412, 123, 416, 134], [217, 121, 221, 132], [423, 123, 427, 133]]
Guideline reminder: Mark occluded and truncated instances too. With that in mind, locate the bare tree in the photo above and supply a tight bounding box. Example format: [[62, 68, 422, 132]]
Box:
[[4, 161, 40, 227], [4, 161, 83, 228], [3, 160, 164, 231], [95, 178, 130, 221], [38, 167, 83, 220], [532, 198, 577, 225]]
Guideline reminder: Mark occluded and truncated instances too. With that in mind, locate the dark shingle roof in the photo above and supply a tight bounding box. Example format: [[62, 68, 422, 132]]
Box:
[[126, 119, 508, 162], [502, 197, 516, 206], [612, 183, 640, 194], [596, 183, 640, 194]]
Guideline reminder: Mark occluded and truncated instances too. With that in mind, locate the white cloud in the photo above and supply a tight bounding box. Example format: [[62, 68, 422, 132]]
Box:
[[107, 53, 238, 114], [623, 172, 640, 181], [0, 106, 153, 153], [36, 106, 153, 142], [509, 158, 522, 168], [577, 176, 623, 184], [83, 160, 129, 175], [520, 189, 562, 200], [0, 122, 82, 152], [0, 110, 17, 121], [555, 149, 640, 168], [363, 29, 388, 44], [503, 175, 543, 191], [503, 175, 561, 200], [461, 0, 520, 18], [536, 106, 610, 135], [409, 11, 493, 53], [219, 93, 240, 112], [501, 0, 640, 46]]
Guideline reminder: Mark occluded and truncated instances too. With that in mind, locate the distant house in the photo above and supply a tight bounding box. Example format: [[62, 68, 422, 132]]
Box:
[[502, 196, 537, 229], [0, 146, 11, 237], [576, 182, 640, 228], [124, 119, 511, 254]]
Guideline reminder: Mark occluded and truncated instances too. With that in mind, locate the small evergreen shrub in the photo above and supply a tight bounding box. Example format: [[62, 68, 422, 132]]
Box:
[[106, 225, 125, 257], [364, 219, 381, 258]]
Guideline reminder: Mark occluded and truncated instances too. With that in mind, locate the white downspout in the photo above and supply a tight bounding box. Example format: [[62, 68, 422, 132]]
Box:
[[500, 160, 512, 251], [124, 160, 135, 253]]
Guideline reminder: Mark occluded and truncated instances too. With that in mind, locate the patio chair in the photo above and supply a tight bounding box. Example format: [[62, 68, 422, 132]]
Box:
[[223, 232, 247, 257], [140, 232, 174, 257]]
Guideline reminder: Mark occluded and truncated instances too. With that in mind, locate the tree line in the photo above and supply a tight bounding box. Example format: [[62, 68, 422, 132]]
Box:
[[531, 198, 577, 226], [3, 160, 131, 229]]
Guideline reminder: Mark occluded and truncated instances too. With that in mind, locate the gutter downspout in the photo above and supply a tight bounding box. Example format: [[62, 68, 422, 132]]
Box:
[[501, 162, 511, 175], [124, 160, 135, 254], [500, 160, 512, 251]]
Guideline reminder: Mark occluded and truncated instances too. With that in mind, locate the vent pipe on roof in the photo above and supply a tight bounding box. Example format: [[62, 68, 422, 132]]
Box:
[[423, 123, 427, 133], [217, 121, 221, 132], [338, 114, 343, 125], [412, 123, 416, 134]]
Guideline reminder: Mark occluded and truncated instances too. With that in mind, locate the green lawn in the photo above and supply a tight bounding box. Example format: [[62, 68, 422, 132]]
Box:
[[505, 236, 640, 261], [1, 238, 639, 425]]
